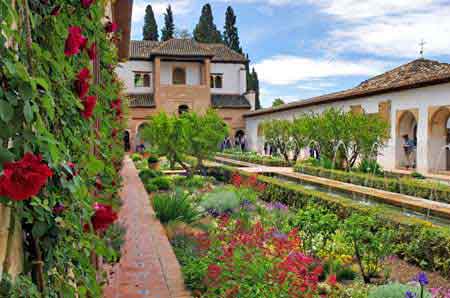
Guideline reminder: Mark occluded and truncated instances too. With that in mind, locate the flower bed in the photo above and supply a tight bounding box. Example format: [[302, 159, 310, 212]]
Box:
[[294, 163, 450, 204], [206, 165, 450, 279], [134, 158, 450, 297], [217, 152, 291, 167]]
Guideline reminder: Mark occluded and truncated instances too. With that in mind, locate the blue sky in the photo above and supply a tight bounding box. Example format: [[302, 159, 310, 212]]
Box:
[[131, 0, 450, 108]]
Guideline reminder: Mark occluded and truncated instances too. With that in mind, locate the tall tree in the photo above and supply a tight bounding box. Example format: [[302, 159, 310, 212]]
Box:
[[223, 6, 242, 53], [251, 68, 261, 109], [193, 4, 222, 43], [143, 5, 159, 41], [161, 5, 175, 41]]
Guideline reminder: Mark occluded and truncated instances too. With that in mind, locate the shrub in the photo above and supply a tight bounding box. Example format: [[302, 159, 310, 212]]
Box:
[[368, 283, 431, 298], [139, 169, 163, 184], [147, 155, 159, 164], [103, 223, 127, 263], [146, 176, 173, 191], [152, 190, 199, 224], [199, 187, 241, 216], [358, 159, 384, 175], [131, 153, 142, 162], [294, 163, 450, 204]]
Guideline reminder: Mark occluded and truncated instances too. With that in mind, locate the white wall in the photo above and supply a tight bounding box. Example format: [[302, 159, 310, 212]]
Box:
[[245, 83, 450, 174], [211, 63, 246, 95], [160, 61, 202, 86], [116, 60, 153, 93]]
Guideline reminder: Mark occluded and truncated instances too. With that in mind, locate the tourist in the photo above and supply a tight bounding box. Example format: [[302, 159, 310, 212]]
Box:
[[402, 134, 416, 169]]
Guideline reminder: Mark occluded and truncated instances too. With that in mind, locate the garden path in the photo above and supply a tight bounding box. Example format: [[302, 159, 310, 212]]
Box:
[[103, 156, 191, 298]]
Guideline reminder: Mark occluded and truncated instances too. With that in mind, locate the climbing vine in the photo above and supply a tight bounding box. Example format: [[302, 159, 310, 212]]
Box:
[[0, 0, 125, 296]]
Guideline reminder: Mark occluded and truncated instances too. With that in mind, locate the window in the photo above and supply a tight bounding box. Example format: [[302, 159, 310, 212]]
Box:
[[134, 72, 151, 87], [173, 67, 186, 85], [178, 105, 189, 115], [210, 74, 223, 89]]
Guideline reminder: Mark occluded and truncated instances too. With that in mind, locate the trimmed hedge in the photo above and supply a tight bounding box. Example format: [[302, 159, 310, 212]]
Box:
[[294, 163, 450, 204], [206, 164, 450, 278], [216, 152, 291, 167]]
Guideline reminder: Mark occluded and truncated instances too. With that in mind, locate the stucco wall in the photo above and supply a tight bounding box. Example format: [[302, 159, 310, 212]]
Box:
[[116, 60, 153, 93], [210, 63, 246, 95], [245, 83, 450, 174]]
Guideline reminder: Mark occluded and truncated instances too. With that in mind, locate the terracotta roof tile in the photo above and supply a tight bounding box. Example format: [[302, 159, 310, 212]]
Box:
[[129, 39, 247, 63], [245, 58, 450, 117]]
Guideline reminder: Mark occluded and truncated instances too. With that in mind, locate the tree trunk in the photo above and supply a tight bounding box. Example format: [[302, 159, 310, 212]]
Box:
[[354, 239, 370, 284]]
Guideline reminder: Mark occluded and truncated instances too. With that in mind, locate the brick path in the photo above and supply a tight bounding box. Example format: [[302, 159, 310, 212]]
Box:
[[103, 156, 191, 298]]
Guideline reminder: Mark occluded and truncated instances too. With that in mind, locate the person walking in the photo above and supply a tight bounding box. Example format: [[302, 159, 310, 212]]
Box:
[[402, 134, 416, 169]]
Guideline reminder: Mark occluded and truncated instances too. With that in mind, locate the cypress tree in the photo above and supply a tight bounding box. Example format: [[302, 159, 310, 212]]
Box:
[[193, 4, 222, 43], [161, 5, 175, 41], [252, 68, 261, 109], [223, 6, 242, 53], [143, 5, 159, 41]]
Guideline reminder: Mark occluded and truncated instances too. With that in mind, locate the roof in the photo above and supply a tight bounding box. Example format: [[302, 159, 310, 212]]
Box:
[[245, 58, 450, 118], [129, 39, 247, 63], [128, 93, 155, 108], [211, 94, 251, 109]]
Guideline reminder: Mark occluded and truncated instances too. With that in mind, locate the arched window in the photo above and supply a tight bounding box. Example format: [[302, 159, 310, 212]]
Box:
[[173, 67, 186, 85], [178, 105, 189, 115], [210, 75, 215, 88], [143, 74, 151, 87], [214, 75, 223, 89]]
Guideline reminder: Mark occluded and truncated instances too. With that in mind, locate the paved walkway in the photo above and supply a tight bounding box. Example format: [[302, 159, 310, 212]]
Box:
[[214, 156, 450, 220], [103, 156, 191, 298]]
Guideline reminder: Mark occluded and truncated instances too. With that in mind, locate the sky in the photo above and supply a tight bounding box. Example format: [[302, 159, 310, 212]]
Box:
[[131, 0, 450, 108]]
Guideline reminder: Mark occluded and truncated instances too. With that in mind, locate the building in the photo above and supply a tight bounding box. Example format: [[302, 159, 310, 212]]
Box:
[[116, 39, 256, 151], [244, 58, 450, 176]]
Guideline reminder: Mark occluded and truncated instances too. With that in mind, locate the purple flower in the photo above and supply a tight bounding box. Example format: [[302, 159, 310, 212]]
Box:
[[53, 203, 65, 215], [416, 272, 429, 286], [267, 201, 288, 211], [405, 291, 416, 298], [240, 199, 256, 211], [272, 231, 288, 241]]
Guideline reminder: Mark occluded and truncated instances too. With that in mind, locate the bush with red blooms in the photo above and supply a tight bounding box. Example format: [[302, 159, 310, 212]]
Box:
[[183, 217, 336, 298], [90, 203, 118, 232], [0, 153, 53, 201], [231, 172, 266, 192]]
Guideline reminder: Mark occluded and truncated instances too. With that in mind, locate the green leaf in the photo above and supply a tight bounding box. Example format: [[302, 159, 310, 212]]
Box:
[[41, 94, 55, 120], [0, 100, 13, 122], [24, 101, 33, 123], [32, 221, 48, 238], [0, 147, 14, 170], [34, 77, 49, 92]]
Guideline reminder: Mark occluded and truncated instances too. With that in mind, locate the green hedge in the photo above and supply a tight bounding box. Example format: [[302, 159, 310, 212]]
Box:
[[294, 164, 450, 204], [216, 152, 291, 167], [206, 164, 450, 278]]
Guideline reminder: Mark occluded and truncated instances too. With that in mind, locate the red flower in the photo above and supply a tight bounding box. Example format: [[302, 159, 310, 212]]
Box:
[[66, 162, 78, 179], [50, 5, 61, 16], [81, 95, 97, 119], [91, 203, 118, 232], [75, 68, 91, 99], [327, 274, 337, 286], [64, 26, 87, 56], [88, 43, 97, 60], [105, 21, 118, 33], [81, 0, 95, 8], [0, 153, 53, 201], [207, 264, 222, 280], [111, 128, 118, 138]]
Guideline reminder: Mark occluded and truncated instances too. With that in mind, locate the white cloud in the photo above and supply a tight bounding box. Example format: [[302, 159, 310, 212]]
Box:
[[310, 0, 450, 58], [132, 0, 193, 25], [254, 55, 387, 85]]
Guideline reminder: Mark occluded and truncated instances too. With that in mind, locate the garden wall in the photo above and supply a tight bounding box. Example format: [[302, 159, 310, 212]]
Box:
[[206, 164, 450, 278]]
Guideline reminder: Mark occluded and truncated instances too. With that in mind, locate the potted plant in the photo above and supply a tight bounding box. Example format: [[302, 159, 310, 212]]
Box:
[[148, 155, 160, 170]]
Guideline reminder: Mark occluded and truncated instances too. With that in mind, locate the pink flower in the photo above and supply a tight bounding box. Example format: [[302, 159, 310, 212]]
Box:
[[81, 95, 97, 119], [0, 153, 53, 201], [81, 0, 95, 8], [105, 21, 118, 33], [64, 26, 87, 56]]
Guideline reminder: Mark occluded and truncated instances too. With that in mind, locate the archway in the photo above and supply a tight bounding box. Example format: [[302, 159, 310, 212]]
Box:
[[396, 111, 417, 169], [123, 131, 130, 152], [234, 130, 245, 150], [135, 123, 150, 152], [178, 104, 189, 115], [428, 107, 450, 173]]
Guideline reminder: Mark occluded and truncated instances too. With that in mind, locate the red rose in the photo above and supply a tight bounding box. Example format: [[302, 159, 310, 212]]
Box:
[[0, 153, 53, 201], [81, 95, 97, 119], [81, 0, 95, 8], [91, 203, 118, 232], [110, 98, 121, 110], [207, 264, 221, 280], [87, 43, 97, 60], [75, 68, 91, 98], [105, 21, 118, 33], [64, 26, 87, 56], [327, 274, 337, 286], [50, 5, 61, 16]]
